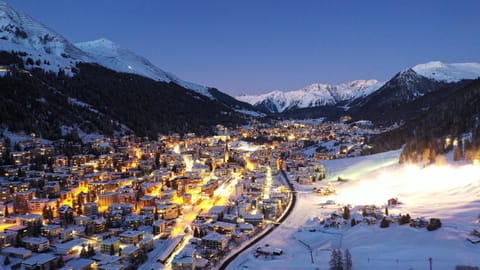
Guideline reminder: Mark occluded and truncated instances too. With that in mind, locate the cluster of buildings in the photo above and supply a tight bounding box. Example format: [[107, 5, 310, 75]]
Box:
[[0, 123, 299, 270], [0, 117, 385, 269], [240, 119, 386, 161]]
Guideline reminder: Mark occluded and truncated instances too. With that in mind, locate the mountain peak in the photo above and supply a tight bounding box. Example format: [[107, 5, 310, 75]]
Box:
[[0, 2, 216, 100], [75, 39, 214, 99], [412, 61, 480, 82], [0, 0, 90, 73], [237, 79, 382, 113]]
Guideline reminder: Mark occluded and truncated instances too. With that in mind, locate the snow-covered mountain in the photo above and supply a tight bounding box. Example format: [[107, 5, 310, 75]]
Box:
[[346, 62, 480, 126], [0, 1, 92, 74], [0, 1, 215, 99], [75, 38, 213, 99], [237, 80, 381, 113], [412, 61, 480, 83]]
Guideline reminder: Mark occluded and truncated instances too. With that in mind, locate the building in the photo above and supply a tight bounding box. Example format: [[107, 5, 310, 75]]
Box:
[[120, 245, 141, 261], [209, 221, 236, 236], [153, 219, 166, 236], [60, 228, 74, 242], [74, 216, 92, 226], [13, 189, 35, 215], [157, 203, 180, 220], [107, 203, 133, 215], [244, 213, 264, 226], [98, 192, 119, 209], [0, 230, 17, 248], [18, 213, 43, 228], [58, 204, 73, 225], [28, 198, 56, 215], [94, 219, 106, 233], [100, 237, 120, 255], [23, 237, 50, 252], [201, 232, 228, 253], [65, 258, 96, 270], [41, 224, 62, 238], [5, 224, 28, 238], [55, 238, 87, 256], [119, 230, 143, 245], [83, 202, 99, 217], [44, 181, 61, 196], [22, 253, 57, 270], [0, 187, 12, 203], [171, 246, 198, 270], [139, 237, 154, 252], [1, 246, 32, 259]]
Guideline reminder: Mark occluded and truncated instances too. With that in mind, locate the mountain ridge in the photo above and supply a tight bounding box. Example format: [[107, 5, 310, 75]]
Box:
[[237, 79, 380, 113]]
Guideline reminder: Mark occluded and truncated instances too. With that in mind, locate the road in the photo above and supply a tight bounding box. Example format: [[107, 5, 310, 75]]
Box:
[[217, 170, 296, 270]]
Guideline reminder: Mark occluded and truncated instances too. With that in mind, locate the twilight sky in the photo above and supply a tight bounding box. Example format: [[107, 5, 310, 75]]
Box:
[[6, 0, 480, 95]]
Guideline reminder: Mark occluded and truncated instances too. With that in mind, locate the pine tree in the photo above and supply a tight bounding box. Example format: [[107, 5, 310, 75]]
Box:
[[344, 249, 352, 270], [330, 249, 344, 270], [4, 255, 10, 265], [350, 218, 356, 227], [453, 140, 464, 161], [343, 207, 350, 220], [80, 244, 87, 258], [57, 255, 65, 267]]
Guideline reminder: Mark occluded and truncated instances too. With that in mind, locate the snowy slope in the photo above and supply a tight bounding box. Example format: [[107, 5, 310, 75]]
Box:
[[237, 80, 381, 113], [0, 2, 214, 99], [0, 1, 92, 74], [413, 61, 480, 82], [228, 151, 480, 270], [75, 38, 214, 99]]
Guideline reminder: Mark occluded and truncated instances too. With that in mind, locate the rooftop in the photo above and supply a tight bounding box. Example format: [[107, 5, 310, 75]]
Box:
[[119, 230, 143, 238], [22, 253, 56, 266]]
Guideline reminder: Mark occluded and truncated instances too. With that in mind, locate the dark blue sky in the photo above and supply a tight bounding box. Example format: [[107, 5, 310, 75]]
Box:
[[6, 0, 480, 95]]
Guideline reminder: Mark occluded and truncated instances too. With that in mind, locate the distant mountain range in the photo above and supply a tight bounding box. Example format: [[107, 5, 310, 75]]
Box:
[[239, 61, 480, 124], [237, 80, 382, 113]]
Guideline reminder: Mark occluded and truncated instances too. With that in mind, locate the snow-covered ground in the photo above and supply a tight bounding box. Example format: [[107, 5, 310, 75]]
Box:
[[227, 150, 480, 270]]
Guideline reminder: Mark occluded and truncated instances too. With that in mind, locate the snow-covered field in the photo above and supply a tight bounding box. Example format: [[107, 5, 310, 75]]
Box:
[[227, 150, 480, 270]]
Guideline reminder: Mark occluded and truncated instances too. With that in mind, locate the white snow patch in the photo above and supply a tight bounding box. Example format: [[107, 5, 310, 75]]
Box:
[[234, 108, 265, 117], [413, 61, 480, 82]]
